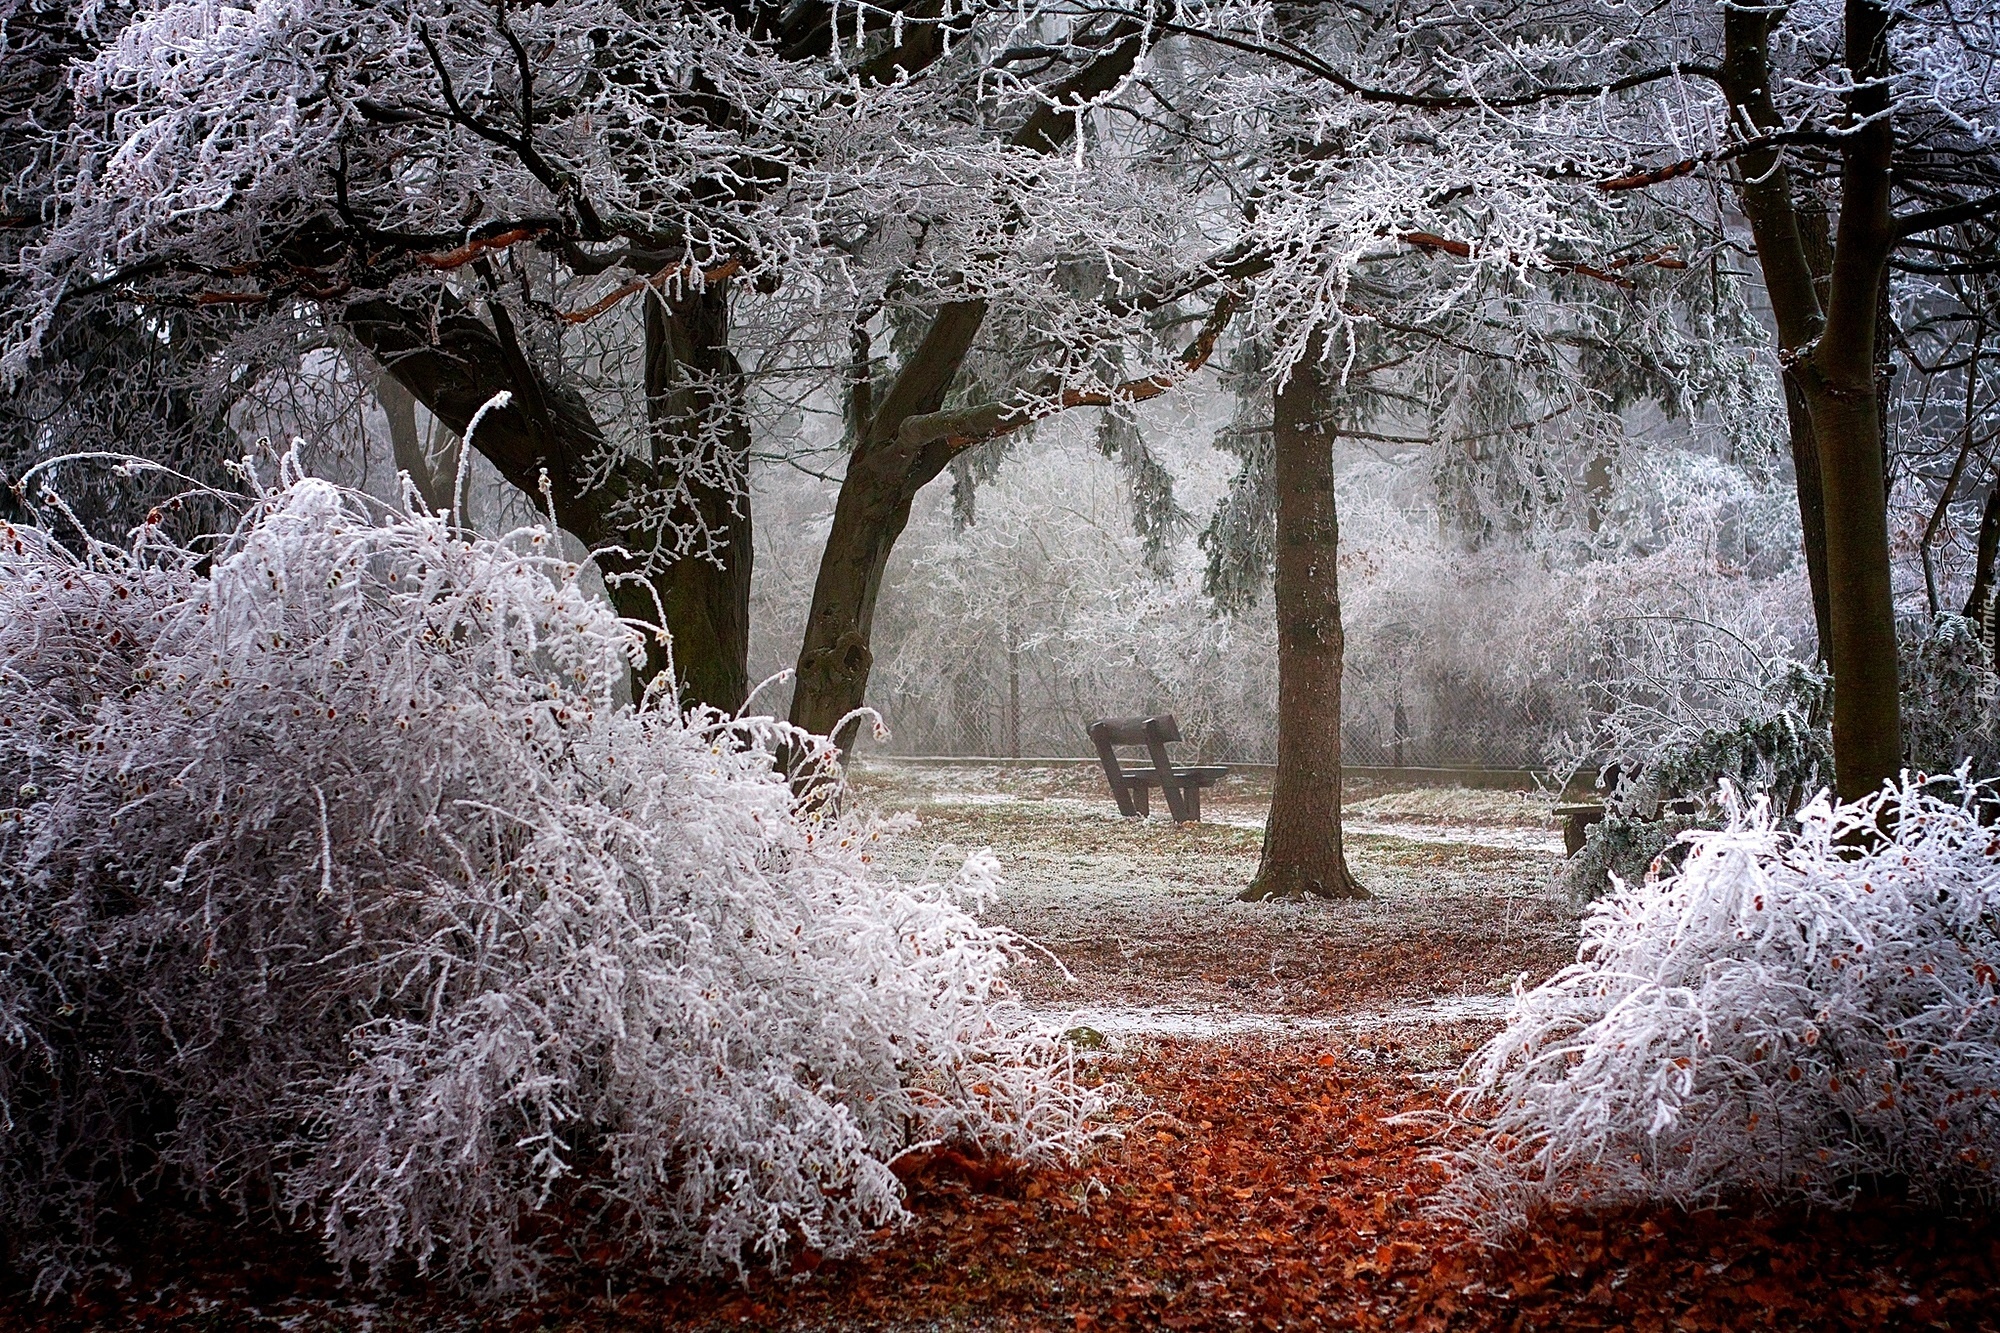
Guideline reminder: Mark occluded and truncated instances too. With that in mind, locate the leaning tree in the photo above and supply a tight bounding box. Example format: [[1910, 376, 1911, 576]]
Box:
[[5, 0, 1212, 715]]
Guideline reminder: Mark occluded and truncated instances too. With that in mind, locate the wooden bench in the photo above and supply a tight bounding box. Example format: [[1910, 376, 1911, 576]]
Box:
[[1087, 714, 1229, 823], [1558, 762, 1628, 856], [1555, 803, 1607, 856], [1555, 797, 1704, 857]]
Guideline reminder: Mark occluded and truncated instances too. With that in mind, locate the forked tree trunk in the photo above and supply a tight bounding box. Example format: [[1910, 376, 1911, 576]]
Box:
[[1241, 334, 1367, 902], [1722, 0, 1902, 799], [790, 300, 987, 742], [787, 22, 1149, 748], [347, 279, 753, 713]]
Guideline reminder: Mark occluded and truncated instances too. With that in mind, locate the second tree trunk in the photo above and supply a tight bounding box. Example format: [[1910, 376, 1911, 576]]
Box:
[[1242, 333, 1368, 902]]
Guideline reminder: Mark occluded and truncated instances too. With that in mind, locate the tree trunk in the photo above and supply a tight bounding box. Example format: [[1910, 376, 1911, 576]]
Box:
[[346, 281, 753, 712], [1722, 9, 1837, 666], [1786, 201, 1839, 663], [1721, 0, 1902, 799], [787, 23, 1148, 746], [1805, 0, 1902, 799], [375, 369, 454, 514], [1964, 481, 2000, 638], [1240, 333, 1367, 902], [790, 299, 988, 742], [1781, 378, 1835, 662], [639, 285, 753, 711]]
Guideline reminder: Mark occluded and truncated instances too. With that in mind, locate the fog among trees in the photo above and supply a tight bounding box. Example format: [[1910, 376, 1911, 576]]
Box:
[[3, 0, 2000, 1320]]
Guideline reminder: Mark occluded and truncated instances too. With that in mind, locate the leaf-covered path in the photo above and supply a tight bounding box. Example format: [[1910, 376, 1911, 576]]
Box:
[[20, 1041, 1998, 1331], [10, 765, 1998, 1331], [659, 1041, 2000, 1333]]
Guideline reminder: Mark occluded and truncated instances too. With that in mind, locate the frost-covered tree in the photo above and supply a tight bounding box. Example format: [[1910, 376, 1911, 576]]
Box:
[[1122, 0, 1780, 897], [1574, 0, 2000, 795], [0, 0, 252, 539], [1165, 0, 2000, 808], [4, 0, 1214, 715]]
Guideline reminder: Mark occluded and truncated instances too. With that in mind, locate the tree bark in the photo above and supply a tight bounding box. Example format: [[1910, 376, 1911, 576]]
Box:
[[1791, 201, 1841, 663], [1721, 0, 1903, 799], [1781, 376, 1835, 661], [1721, 9, 1837, 665], [346, 281, 753, 711], [1240, 332, 1367, 902], [787, 21, 1149, 746]]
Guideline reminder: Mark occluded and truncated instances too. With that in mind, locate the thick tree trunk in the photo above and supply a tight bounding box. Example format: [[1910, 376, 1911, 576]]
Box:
[[1240, 335, 1367, 902], [791, 300, 987, 742], [787, 23, 1148, 747], [1807, 0, 1902, 799], [346, 281, 753, 712], [639, 286, 753, 710], [1722, 0, 1902, 799], [1812, 385, 1902, 797]]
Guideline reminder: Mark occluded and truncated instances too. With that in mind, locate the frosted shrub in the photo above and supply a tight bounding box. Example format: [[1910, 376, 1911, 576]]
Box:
[[0, 470, 1103, 1295], [1452, 776, 2000, 1229]]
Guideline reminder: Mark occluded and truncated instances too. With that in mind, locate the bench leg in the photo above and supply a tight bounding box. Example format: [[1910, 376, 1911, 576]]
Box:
[[1183, 785, 1201, 822], [1107, 778, 1139, 818], [1132, 784, 1149, 818]]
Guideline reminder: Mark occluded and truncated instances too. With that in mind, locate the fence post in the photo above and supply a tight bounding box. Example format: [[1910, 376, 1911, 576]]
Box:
[[1006, 605, 1021, 759]]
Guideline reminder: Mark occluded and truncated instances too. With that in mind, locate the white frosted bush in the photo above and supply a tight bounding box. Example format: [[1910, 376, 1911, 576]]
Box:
[[0, 467, 1104, 1295], [1451, 776, 2000, 1228]]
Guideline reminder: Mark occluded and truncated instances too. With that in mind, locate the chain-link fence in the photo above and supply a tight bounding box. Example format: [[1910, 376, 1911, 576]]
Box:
[[861, 638, 1563, 770]]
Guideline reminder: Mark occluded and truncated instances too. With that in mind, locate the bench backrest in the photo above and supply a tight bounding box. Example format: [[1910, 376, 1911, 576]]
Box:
[[1087, 714, 1189, 820], [1087, 714, 1182, 749]]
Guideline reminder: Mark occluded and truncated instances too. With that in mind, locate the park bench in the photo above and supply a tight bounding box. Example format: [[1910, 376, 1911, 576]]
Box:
[[1555, 803, 1608, 857], [1556, 764, 1704, 857], [1087, 714, 1229, 823]]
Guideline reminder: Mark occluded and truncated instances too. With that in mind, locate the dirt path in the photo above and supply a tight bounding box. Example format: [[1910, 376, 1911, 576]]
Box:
[[17, 765, 1998, 1331]]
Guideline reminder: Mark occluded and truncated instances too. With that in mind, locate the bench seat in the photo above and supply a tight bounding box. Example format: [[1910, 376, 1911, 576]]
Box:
[[1555, 797, 1704, 856]]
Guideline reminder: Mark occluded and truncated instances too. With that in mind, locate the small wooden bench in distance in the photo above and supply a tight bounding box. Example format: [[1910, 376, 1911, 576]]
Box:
[[1086, 714, 1229, 823]]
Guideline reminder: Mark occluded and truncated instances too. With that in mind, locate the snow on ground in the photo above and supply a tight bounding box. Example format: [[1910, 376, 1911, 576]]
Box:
[[848, 759, 1580, 1057], [1033, 990, 1515, 1041], [1212, 811, 1563, 852]]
